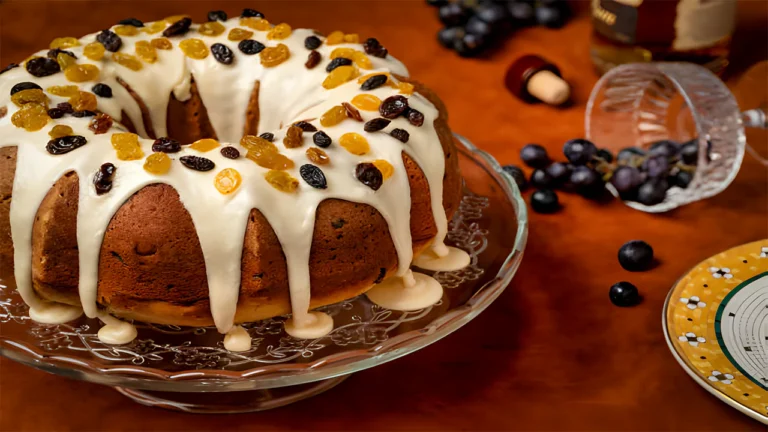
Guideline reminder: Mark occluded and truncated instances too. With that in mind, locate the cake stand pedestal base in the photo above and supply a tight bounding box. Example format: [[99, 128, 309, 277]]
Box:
[[114, 375, 349, 413]]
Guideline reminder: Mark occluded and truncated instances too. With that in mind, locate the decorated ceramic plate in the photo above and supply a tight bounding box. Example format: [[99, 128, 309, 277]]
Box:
[[663, 239, 768, 424]]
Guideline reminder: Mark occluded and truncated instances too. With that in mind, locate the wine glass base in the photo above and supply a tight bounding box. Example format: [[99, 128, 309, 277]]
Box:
[[114, 375, 350, 413]]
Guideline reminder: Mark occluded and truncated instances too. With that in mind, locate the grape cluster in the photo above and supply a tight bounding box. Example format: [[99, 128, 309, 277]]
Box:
[[427, 0, 570, 57]]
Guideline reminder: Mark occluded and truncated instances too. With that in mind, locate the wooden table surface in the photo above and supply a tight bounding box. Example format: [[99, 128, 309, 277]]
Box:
[[1, 1, 767, 430]]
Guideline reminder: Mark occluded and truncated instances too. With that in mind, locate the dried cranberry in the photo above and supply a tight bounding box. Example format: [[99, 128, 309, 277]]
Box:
[[259, 132, 275, 142], [10, 82, 42, 96], [300, 164, 327, 189], [72, 110, 96, 117], [238, 39, 265, 55], [360, 74, 388, 91], [25, 57, 60, 77], [92, 83, 113, 98], [211, 43, 234, 65], [152, 137, 182, 153], [379, 95, 409, 119], [96, 29, 122, 52], [46, 135, 87, 155], [342, 102, 363, 121], [221, 146, 240, 159], [241, 8, 264, 18], [304, 36, 322, 50], [356, 163, 383, 191], [118, 17, 144, 27], [47, 108, 65, 119], [207, 10, 227, 22], [163, 17, 192, 37], [364, 118, 391, 132], [0, 63, 19, 75], [313, 131, 332, 148], [293, 121, 317, 132], [93, 163, 116, 195], [47, 48, 77, 60], [406, 108, 424, 127], [363, 38, 388, 58], [88, 113, 113, 134], [326, 57, 353, 72], [180, 155, 215, 171], [56, 102, 74, 114], [0, 107, 6, 119], [305, 50, 321, 69], [390, 128, 410, 143]]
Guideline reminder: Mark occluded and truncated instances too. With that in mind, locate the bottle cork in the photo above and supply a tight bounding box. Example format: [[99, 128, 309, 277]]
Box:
[[505, 54, 571, 106]]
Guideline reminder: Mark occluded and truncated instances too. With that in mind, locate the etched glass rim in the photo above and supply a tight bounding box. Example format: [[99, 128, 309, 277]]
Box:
[[0, 133, 528, 391]]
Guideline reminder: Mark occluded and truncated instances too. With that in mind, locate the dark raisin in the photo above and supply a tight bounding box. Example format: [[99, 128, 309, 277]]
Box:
[[360, 74, 388, 91], [221, 146, 241, 159], [299, 164, 328, 189], [364, 118, 391, 132], [210, 43, 234, 65], [91, 83, 113, 98], [118, 17, 144, 27], [56, 102, 74, 114], [390, 128, 409, 143], [374, 267, 387, 284], [96, 29, 122, 52], [72, 110, 96, 117], [331, 218, 346, 229], [313, 131, 332, 148], [180, 155, 215, 171], [259, 132, 275, 142], [0, 107, 5, 119], [342, 102, 363, 121], [25, 57, 61, 77], [93, 163, 116, 195], [305, 50, 321, 69], [355, 163, 383, 191], [326, 57, 353, 72], [0, 63, 19, 75], [406, 108, 424, 127], [152, 137, 182, 153], [304, 36, 322, 50], [163, 17, 192, 37], [241, 8, 264, 18], [47, 108, 65, 119], [379, 95, 409, 119], [88, 113, 113, 134], [47, 48, 77, 60], [10, 82, 42, 96], [293, 121, 317, 132], [238, 39, 265, 55], [363, 38, 388, 58], [46, 135, 88, 155], [207, 10, 228, 22]]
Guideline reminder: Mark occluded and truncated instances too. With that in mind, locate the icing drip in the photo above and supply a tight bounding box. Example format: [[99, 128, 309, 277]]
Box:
[[366, 270, 444, 311], [0, 17, 450, 343], [28, 301, 83, 324], [412, 246, 471, 272], [223, 325, 252, 352]]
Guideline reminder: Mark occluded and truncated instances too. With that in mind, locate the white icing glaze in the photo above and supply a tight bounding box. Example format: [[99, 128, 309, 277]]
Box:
[[28, 301, 83, 324], [412, 246, 470, 272], [0, 16, 450, 344], [97, 314, 138, 344], [223, 325, 252, 352], [366, 271, 443, 311]]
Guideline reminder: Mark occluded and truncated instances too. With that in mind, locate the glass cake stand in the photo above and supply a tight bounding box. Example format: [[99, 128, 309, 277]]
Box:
[[0, 134, 527, 413]]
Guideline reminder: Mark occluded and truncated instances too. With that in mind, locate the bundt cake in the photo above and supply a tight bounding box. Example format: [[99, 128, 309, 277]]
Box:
[[0, 9, 466, 347]]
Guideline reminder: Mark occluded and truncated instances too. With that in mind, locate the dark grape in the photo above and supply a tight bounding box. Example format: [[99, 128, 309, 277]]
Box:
[[454, 33, 486, 57], [636, 179, 668, 205], [530, 169, 554, 188], [642, 154, 670, 179], [680, 139, 698, 165], [438, 3, 470, 27], [502, 164, 528, 191], [618, 240, 654, 272], [596, 148, 614, 163], [507, 2, 535, 26], [520, 143, 549, 168], [437, 27, 465, 49], [672, 170, 693, 188], [530, 189, 560, 213], [617, 147, 645, 163], [609, 282, 640, 307], [465, 16, 493, 37], [535, 5, 566, 29], [649, 140, 681, 158], [563, 138, 597, 165], [610, 166, 642, 194], [545, 162, 571, 186]]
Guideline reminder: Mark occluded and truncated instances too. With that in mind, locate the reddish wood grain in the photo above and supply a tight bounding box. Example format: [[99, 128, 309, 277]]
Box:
[[1, 1, 766, 430]]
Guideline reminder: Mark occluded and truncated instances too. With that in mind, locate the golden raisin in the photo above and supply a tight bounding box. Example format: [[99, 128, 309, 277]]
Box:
[[83, 42, 106, 61], [150, 38, 173, 50], [114, 25, 139, 36], [179, 39, 209, 59], [351, 94, 382, 111], [48, 124, 74, 139], [246, 151, 295, 170], [267, 23, 292, 40], [112, 52, 143, 71], [88, 113, 113, 134], [111, 132, 145, 161], [398, 82, 415, 95], [143, 152, 171, 174], [50, 37, 80, 49], [198, 21, 226, 37], [11, 104, 49, 131], [56, 53, 77, 70], [330, 48, 372, 69], [142, 21, 166, 35], [326, 31, 345, 45], [260, 44, 290, 67], [214, 168, 242, 195], [135, 40, 158, 63], [320, 105, 347, 127], [47, 85, 79, 97], [240, 17, 271, 31], [241, 135, 277, 154], [190, 138, 220, 152], [357, 72, 396, 88], [228, 28, 254, 41], [344, 34, 360, 43], [373, 159, 394, 180], [339, 133, 369, 155], [265, 170, 299, 193], [69, 91, 97, 111], [11, 89, 49, 108], [323, 65, 359, 89], [64, 63, 100, 82], [283, 125, 304, 148], [306, 147, 330, 165]]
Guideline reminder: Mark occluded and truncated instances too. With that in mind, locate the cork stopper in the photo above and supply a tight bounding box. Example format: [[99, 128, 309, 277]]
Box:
[[505, 54, 570, 106]]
